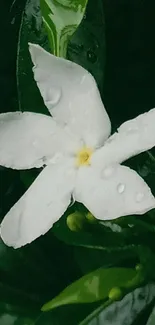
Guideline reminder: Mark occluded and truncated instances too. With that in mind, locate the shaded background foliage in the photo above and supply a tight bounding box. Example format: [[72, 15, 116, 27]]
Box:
[[1, 0, 155, 324], [1, 0, 155, 215]]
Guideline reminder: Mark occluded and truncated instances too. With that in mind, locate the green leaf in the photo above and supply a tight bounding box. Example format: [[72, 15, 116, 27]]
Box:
[[40, 0, 88, 57], [41, 267, 138, 311], [146, 305, 155, 325], [73, 246, 138, 274], [79, 284, 155, 325]]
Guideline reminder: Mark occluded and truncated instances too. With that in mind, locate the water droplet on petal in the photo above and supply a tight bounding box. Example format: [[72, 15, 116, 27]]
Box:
[[32, 140, 37, 146], [136, 192, 144, 202], [49, 153, 63, 164], [45, 87, 61, 106], [80, 75, 86, 84], [101, 166, 114, 178], [117, 183, 125, 194], [123, 121, 139, 134], [127, 126, 139, 134], [87, 50, 97, 63]]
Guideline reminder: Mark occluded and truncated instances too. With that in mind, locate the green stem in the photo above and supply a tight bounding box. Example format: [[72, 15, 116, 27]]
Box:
[[79, 299, 112, 325]]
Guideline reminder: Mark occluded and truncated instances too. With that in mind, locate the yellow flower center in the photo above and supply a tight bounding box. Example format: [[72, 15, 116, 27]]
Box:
[[76, 147, 93, 166]]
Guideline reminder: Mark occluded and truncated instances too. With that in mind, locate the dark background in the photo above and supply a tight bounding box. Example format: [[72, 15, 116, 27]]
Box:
[[104, 0, 155, 123]]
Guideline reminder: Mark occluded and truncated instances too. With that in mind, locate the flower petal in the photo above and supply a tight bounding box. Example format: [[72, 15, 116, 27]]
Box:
[[1, 158, 76, 248], [74, 164, 155, 220], [92, 108, 155, 169], [0, 112, 79, 169], [29, 43, 111, 148]]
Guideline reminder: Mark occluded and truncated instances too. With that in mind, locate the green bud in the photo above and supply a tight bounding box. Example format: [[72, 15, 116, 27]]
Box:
[[108, 287, 123, 301], [66, 212, 85, 232], [86, 212, 97, 224]]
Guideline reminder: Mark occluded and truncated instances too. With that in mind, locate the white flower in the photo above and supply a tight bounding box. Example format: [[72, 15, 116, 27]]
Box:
[[1, 43, 155, 248]]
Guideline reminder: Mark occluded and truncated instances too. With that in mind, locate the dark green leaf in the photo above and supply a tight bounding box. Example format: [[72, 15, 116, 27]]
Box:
[[0, 231, 81, 311], [146, 305, 155, 325], [53, 215, 126, 250], [79, 284, 155, 325], [35, 303, 101, 325], [40, 0, 88, 56], [73, 246, 138, 274], [42, 267, 138, 311], [68, 0, 106, 92]]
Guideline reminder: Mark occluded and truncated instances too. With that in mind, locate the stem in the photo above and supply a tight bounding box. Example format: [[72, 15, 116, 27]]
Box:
[[79, 299, 112, 325]]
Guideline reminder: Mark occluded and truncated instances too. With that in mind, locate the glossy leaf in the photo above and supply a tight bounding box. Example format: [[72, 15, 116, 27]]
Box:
[[79, 284, 155, 325], [42, 267, 138, 311], [146, 305, 155, 325], [73, 246, 138, 274], [40, 0, 88, 56]]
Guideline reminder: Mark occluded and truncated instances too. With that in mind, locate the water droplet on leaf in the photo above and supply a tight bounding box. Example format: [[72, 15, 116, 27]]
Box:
[[77, 44, 84, 50], [87, 50, 97, 63]]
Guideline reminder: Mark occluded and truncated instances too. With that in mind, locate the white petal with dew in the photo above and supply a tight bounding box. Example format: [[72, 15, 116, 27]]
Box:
[[1, 158, 76, 248], [29, 43, 111, 148], [74, 164, 155, 220], [92, 108, 155, 169], [0, 112, 79, 169]]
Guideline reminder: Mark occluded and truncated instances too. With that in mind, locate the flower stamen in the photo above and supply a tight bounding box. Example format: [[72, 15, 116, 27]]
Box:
[[76, 147, 93, 166]]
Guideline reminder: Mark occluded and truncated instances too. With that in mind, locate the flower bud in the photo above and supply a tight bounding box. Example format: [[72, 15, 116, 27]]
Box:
[[86, 212, 97, 224], [66, 212, 85, 232], [108, 287, 123, 301]]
